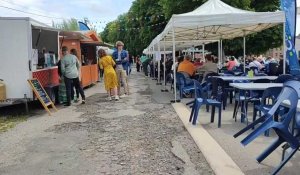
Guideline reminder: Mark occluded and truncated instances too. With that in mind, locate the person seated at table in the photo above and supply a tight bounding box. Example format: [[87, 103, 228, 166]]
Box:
[[234, 57, 241, 67], [225, 56, 236, 71], [199, 54, 218, 81], [177, 55, 196, 83], [249, 56, 264, 71], [172, 56, 184, 72], [264, 56, 272, 64], [277, 54, 290, 75], [194, 58, 203, 68]]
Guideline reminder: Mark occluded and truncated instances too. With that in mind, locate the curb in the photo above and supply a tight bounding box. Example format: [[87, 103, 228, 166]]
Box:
[[172, 103, 244, 175]]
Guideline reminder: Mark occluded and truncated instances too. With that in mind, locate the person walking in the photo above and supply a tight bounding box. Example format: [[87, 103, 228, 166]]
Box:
[[136, 55, 141, 72], [61, 46, 86, 106], [112, 41, 129, 97], [129, 55, 134, 75], [98, 49, 119, 101]]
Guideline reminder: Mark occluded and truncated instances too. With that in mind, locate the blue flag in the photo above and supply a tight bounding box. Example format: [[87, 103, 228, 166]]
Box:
[[78, 21, 90, 31], [281, 0, 300, 75]]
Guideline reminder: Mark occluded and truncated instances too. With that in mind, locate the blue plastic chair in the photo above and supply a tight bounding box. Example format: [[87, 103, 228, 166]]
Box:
[[186, 72, 218, 111], [274, 74, 294, 83], [234, 81, 300, 138], [211, 77, 227, 110], [252, 86, 283, 136], [252, 86, 283, 124], [189, 80, 222, 127], [237, 85, 299, 175], [176, 72, 194, 99]]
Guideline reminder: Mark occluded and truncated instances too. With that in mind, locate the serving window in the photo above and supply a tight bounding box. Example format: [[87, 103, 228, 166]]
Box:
[[31, 26, 59, 70]]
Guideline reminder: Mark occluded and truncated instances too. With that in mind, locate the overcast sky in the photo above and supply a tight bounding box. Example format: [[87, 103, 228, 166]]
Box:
[[0, 0, 134, 31], [1, 0, 300, 33]]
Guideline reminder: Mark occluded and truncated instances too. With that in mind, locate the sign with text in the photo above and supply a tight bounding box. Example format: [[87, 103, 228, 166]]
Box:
[[28, 79, 57, 115]]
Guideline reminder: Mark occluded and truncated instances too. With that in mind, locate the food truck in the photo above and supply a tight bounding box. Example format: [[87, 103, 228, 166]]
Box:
[[0, 17, 60, 106], [0, 17, 103, 107], [60, 30, 102, 88]]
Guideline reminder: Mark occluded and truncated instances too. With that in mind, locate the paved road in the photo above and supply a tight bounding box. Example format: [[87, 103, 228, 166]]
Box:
[[0, 72, 213, 175]]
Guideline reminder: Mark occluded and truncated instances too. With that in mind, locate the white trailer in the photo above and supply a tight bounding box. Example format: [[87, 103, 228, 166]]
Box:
[[0, 17, 59, 107]]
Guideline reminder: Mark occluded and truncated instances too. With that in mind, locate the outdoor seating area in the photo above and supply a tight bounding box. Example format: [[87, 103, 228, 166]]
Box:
[[173, 72, 300, 174], [2, 0, 300, 174], [169, 75, 295, 173], [143, 0, 300, 173], [171, 67, 300, 174]]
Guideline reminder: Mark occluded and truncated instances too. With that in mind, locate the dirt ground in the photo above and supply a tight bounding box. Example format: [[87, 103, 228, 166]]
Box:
[[0, 72, 213, 175]]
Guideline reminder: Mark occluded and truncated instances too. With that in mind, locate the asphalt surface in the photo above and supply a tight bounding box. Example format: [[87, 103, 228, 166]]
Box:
[[0, 71, 213, 175]]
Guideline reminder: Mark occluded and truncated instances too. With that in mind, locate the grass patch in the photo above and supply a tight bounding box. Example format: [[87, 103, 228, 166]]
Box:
[[0, 116, 27, 133]]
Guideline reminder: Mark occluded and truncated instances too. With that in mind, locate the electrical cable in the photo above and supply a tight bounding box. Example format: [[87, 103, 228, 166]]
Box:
[[0, 0, 55, 15], [0, 5, 65, 19]]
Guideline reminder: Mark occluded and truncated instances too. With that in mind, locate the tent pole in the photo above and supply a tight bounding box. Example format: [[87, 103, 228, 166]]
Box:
[[283, 22, 286, 75], [243, 34, 246, 73], [152, 46, 156, 80], [218, 40, 220, 71], [171, 23, 178, 103], [221, 39, 223, 64], [162, 37, 168, 92], [192, 46, 195, 60], [157, 42, 162, 85], [202, 44, 205, 61]]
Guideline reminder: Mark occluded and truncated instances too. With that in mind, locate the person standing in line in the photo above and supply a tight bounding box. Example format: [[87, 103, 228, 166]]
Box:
[[112, 41, 129, 97], [70, 48, 80, 103], [98, 49, 119, 101], [57, 56, 67, 104], [61, 46, 86, 106]]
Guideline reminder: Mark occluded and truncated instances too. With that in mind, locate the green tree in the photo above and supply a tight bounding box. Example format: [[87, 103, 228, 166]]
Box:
[[245, 0, 282, 54], [53, 18, 79, 31], [101, 0, 282, 56], [102, 0, 165, 56], [158, 0, 204, 19]]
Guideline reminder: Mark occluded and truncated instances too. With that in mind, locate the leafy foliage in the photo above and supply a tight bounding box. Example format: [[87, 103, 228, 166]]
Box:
[[53, 18, 79, 31], [101, 0, 282, 56]]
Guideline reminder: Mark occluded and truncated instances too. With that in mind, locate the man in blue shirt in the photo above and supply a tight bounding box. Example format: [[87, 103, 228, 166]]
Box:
[[112, 41, 129, 97]]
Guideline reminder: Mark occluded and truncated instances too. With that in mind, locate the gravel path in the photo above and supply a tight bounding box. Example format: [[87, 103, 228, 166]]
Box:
[[0, 72, 213, 175]]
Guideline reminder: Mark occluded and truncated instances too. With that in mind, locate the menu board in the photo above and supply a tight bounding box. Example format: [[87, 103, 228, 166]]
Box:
[[28, 79, 57, 115]]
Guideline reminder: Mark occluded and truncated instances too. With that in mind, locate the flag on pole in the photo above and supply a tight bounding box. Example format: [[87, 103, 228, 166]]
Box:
[[281, 0, 300, 75], [78, 21, 90, 31]]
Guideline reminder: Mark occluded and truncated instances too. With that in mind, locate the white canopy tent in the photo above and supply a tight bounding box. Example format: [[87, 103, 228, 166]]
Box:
[[145, 0, 286, 102], [160, 0, 284, 41]]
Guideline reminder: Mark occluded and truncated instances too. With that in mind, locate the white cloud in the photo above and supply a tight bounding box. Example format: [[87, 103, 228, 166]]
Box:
[[0, 0, 134, 31]]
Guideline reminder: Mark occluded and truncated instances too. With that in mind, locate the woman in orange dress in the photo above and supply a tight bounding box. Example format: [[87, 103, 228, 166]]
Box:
[[98, 49, 119, 101]]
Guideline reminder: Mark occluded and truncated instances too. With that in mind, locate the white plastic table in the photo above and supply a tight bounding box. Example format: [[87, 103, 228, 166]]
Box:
[[229, 83, 283, 123], [216, 76, 278, 82], [229, 83, 283, 91]]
